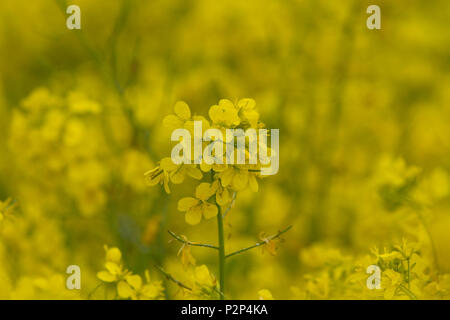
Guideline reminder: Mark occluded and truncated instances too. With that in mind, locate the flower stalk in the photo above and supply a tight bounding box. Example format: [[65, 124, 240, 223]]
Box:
[[225, 225, 292, 259], [168, 230, 219, 250], [217, 205, 226, 300]]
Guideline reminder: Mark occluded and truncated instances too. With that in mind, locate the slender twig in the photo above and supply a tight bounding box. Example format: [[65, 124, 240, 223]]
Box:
[[154, 265, 192, 291], [225, 226, 292, 259], [216, 206, 226, 300], [213, 286, 226, 300], [399, 284, 417, 300], [168, 230, 219, 250], [87, 282, 103, 300], [222, 192, 237, 218]]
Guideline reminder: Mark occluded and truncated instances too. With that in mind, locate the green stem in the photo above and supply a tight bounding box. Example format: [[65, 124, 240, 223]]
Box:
[[154, 265, 192, 291], [217, 206, 226, 300], [399, 284, 417, 300], [226, 226, 292, 259], [168, 230, 219, 250], [407, 258, 410, 289]]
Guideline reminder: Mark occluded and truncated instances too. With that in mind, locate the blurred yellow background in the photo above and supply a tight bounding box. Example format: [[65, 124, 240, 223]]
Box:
[[1, 0, 450, 299]]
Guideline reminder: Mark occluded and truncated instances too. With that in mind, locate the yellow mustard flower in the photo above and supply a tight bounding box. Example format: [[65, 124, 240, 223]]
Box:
[[217, 166, 258, 192], [211, 179, 232, 206], [97, 246, 130, 283], [163, 101, 192, 130], [208, 99, 240, 127], [177, 183, 218, 225], [236, 98, 260, 128], [184, 115, 211, 136], [382, 269, 402, 299], [117, 271, 164, 300], [145, 157, 202, 193], [97, 246, 164, 300], [200, 160, 228, 173], [170, 163, 203, 184], [183, 265, 220, 300]]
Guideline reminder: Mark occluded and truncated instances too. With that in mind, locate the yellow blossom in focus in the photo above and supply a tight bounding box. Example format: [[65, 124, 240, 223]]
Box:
[[163, 101, 192, 130], [177, 183, 218, 225], [208, 99, 240, 127]]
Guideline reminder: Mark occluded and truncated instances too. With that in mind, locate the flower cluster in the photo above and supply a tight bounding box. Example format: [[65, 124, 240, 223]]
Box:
[[97, 246, 164, 300], [1, 0, 450, 301], [146, 99, 268, 225], [183, 265, 221, 300]]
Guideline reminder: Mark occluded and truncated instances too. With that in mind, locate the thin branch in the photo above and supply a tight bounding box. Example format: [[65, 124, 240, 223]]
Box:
[[87, 282, 104, 300], [222, 192, 237, 219], [399, 284, 417, 300], [225, 226, 292, 259], [213, 286, 226, 300], [168, 230, 219, 250], [154, 265, 192, 291]]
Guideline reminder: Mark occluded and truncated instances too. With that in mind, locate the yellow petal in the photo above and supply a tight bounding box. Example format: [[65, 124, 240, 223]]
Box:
[[105, 262, 121, 275], [170, 171, 185, 184], [97, 271, 116, 282], [210, 180, 220, 194], [232, 171, 249, 191], [195, 182, 213, 201], [125, 274, 142, 290], [200, 161, 212, 172], [248, 175, 259, 192], [243, 109, 259, 127], [208, 104, 222, 124], [160, 157, 178, 172], [192, 115, 210, 130], [117, 280, 134, 299], [209, 101, 240, 126], [219, 99, 235, 109], [174, 101, 191, 120], [141, 282, 163, 299], [186, 166, 203, 180], [220, 168, 234, 187], [105, 247, 122, 263], [183, 120, 196, 136], [145, 172, 162, 186], [216, 188, 230, 206], [195, 265, 213, 286], [178, 197, 199, 211], [162, 114, 184, 129], [212, 163, 227, 172], [185, 206, 202, 225], [219, 99, 240, 126], [202, 203, 218, 220], [238, 98, 256, 110]]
